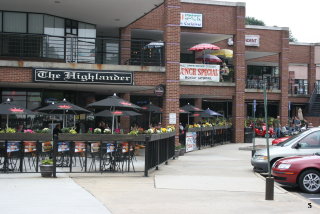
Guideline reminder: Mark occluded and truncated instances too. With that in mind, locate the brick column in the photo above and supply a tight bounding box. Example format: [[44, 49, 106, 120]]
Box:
[[120, 93, 131, 133], [279, 30, 289, 126], [194, 98, 202, 123], [308, 45, 316, 94], [232, 6, 246, 143], [120, 27, 131, 65], [162, 0, 181, 145]]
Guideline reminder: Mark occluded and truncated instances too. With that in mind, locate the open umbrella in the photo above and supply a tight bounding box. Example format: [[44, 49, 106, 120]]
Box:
[[204, 108, 223, 117], [181, 103, 203, 125], [190, 112, 213, 118], [179, 108, 190, 114], [196, 54, 222, 63], [88, 93, 141, 134], [37, 98, 91, 128], [0, 98, 34, 129], [142, 102, 162, 127], [210, 49, 233, 59], [95, 110, 141, 117], [189, 43, 220, 64], [145, 41, 164, 66]]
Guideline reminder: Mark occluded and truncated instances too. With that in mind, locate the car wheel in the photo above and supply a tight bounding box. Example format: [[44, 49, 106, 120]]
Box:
[[298, 170, 320, 193]]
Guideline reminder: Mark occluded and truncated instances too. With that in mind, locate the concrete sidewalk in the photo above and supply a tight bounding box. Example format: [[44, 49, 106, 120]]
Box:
[[71, 138, 320, 214], [0, 173, 111, 214], [1, 138, 319, 214]]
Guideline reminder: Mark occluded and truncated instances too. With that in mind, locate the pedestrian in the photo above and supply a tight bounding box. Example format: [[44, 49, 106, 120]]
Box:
[[53, 124, 62, 137], [273, 116, 281, 138]]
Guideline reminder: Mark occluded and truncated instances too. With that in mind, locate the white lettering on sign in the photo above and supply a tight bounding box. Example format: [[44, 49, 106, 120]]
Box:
[[228, 35, 260, 47], [180, 63, 220, 82], [180, 13, 202, 28]]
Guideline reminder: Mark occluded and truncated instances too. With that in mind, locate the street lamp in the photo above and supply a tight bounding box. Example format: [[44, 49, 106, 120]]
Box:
[[263, 79, 274, 200]]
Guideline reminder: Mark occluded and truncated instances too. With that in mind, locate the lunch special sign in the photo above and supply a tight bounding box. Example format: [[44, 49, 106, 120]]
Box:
[[180, 63, 220, 82], [33, 68, 133, 85]]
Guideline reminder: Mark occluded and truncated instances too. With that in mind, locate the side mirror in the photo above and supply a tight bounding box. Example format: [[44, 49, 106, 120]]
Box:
[[295, 143, 301, 149]]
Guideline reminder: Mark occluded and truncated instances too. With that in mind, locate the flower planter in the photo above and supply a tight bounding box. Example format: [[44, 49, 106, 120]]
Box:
[[0, 133, 52, 141], [39, 164, 53, 177], [179, 148, 186, 156], [175, 149, 180, 158]]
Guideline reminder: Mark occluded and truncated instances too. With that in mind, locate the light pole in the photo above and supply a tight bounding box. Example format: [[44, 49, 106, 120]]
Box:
[[263, 79, 274, 200]]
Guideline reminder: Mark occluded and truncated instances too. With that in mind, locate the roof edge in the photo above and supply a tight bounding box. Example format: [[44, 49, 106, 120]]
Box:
[[246, 25, 289, 31], [181, 0, 245, 7]]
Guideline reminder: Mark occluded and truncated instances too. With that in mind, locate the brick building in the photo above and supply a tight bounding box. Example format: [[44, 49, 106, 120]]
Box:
[[0, 0, 319, 143]]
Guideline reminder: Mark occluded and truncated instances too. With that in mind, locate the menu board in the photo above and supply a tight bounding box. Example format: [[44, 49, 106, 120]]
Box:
[[75, 142, 86, 153], [91, 142, 100, 153], [42, 141, 53, 152], [7, 141, 20, 153], [58, 142, 70, 152], [24, 141, 37, 153]]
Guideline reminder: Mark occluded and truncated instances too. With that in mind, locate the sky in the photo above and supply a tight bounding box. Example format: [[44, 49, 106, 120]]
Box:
[[221, 0, 319, 43]]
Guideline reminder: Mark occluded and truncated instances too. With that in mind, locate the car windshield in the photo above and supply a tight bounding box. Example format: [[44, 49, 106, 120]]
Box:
[[276, 129, 316, 147]]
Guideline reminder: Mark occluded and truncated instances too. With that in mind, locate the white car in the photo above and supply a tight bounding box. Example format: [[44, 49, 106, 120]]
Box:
[[251, 127, 320, 173]]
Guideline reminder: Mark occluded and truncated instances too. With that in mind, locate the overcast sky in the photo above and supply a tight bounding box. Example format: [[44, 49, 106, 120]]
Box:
[[221, 0, 319, 43]]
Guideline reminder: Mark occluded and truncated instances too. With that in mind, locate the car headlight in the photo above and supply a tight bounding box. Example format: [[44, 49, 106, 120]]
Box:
[[277, 163, 291, 169], [254, 155, 268, 160]]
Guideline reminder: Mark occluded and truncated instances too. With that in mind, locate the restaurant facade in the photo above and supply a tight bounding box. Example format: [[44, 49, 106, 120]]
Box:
[[0, 0, 320, 143]]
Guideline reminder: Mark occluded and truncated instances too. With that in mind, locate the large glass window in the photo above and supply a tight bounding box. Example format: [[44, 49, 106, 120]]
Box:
[[0, 12, 2, 32], [3, 12, 27, 33], [28, 14, 44, 34], [44, 15, 65, 59], [78, 23, 96, 63]]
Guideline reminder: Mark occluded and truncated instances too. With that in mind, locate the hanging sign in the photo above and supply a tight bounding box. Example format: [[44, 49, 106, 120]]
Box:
[[33, 68, 133, 85], [253, 100, 256, 113], [180, 63, 220, 82], [169, 113, 177, 125], [180, 13, 203, 28], [154, 84, 165, 97]]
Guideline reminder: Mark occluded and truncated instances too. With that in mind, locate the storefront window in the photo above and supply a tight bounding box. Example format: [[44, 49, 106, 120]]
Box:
[[246, 65, 279, 90], [28, 14, 44, 34], [3, 12, 27, 33]]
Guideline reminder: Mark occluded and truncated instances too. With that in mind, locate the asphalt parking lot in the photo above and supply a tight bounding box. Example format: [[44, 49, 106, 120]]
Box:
[[282, 186, 320, 206]]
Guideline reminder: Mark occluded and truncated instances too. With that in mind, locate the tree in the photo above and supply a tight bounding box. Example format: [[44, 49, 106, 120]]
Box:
[[245, 17, 265, 26], [289, 30, 297, 42]]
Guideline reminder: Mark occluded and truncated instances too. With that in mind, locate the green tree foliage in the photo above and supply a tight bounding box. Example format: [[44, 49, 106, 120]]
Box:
[[245, 17, 265, 26], [289, 30, 297, 42]]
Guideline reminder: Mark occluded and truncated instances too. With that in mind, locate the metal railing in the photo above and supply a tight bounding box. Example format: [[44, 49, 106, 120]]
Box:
[[288, 83, 308, 95], [0, 33, 164, 66], [180, 126, 232, 150], [246, 76, 280, 90], [0, 132, 175, 177]]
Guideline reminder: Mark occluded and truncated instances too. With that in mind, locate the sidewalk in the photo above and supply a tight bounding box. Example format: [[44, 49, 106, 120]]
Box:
[[72, 138, 320, 214], [1, 138, 319, 214]]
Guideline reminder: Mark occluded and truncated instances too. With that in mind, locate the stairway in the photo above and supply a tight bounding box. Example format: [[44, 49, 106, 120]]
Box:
[[308, 94, 320, 116]]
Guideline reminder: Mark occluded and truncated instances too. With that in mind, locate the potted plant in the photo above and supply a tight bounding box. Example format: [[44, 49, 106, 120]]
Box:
[[179, 145, 186, 156], [40, 159, 54, 177]]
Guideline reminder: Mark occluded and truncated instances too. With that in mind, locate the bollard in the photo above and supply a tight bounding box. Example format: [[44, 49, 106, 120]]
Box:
[[265, 177, 274, 200], [251, 149, 256, 157]]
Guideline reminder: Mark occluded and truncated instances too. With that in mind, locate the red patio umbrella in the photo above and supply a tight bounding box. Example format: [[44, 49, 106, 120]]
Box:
[[189, 43, 220, 51]]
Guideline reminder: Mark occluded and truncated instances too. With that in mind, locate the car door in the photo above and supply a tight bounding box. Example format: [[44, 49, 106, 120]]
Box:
[[292, 131, 320, 155]]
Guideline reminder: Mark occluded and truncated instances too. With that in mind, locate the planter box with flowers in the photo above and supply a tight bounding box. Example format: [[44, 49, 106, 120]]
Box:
[[0, 128, 52, 141]]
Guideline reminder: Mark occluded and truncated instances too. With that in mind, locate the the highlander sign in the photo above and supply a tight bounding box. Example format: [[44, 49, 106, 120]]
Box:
[[180, 63, 220, 82], [33, 68, 133, 85], [180, 13, 202, 28]]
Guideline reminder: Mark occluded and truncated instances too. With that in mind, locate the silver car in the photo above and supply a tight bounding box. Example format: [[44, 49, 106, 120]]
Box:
[[251, 127, 320, 173]]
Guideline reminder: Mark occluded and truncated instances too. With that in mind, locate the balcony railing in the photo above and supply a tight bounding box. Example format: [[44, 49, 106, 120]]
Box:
[[246, 76, 280, 90], [0, 33, 164, 66], [288, 83, 308, 95]]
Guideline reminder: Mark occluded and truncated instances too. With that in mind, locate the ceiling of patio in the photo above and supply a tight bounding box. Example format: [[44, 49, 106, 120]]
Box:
[[1, 0, 164, 36], [0, 82, 154, 95]]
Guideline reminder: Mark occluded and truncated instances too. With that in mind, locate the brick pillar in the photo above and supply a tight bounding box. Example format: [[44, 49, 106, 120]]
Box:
[[308, 45, 316, 94], [194, 98, 202, 123], [120, 27, 131, 65], [232, 6, 246, 143], [162, 0, 181, 145], [120, 93, 131, 133], [279, 30, 289, 126]]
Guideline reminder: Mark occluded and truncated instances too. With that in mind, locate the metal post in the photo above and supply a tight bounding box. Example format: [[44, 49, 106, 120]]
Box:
[[264, 80, 274, 200], [252, 100, 256, 157], [144, 135, 150, 177], [53, 136, 58, 178]]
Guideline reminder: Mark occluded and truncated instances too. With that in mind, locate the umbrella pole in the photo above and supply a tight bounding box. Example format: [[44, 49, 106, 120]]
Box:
[[188, 113, 190, 125], [111, 106, 115, 134], [63, 110, 65, 128], [149, 112, 151, 128], [6, 115, 9, 129], [160, 114, 161, 124], [74, 115, 76, 128]]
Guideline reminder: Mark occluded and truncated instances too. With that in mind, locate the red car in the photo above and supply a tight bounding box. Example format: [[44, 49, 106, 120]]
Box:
[[272, 154, 320, 193], [272, 136, 290, 145]]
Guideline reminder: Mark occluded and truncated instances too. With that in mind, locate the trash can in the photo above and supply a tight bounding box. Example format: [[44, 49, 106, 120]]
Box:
[[244, 128, 253, 143]]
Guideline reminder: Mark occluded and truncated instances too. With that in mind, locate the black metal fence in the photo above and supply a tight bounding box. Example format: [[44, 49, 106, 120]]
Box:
[[180, 126, 232, 150], [0, 133, 175, 177], [0, 33, 164, 66]]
